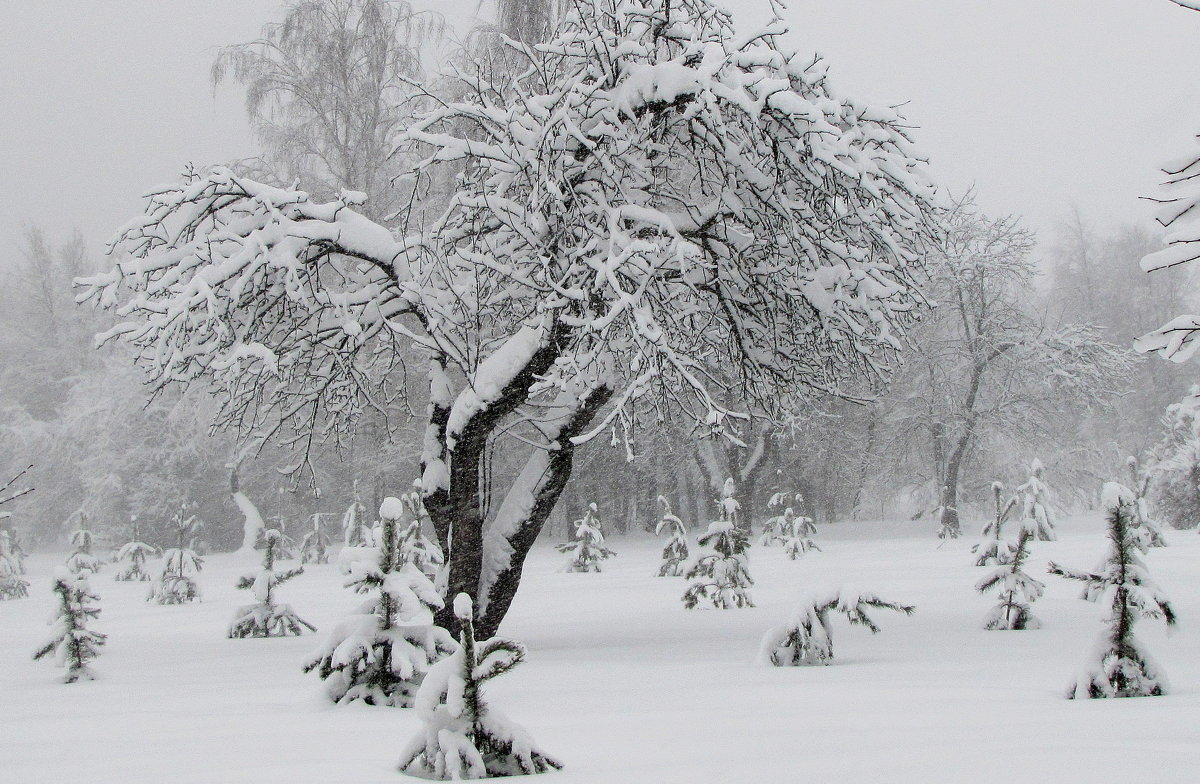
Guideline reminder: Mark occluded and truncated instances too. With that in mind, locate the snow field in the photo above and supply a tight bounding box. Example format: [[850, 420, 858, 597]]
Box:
[[4, 513, 1200, 783]]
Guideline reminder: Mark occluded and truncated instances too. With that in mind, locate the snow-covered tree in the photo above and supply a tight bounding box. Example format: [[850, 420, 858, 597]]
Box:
[[33, 569, 107, 683], [65, 512, 100, 576], [1048, 483, 1176, 699], [976, 528, 1043, 630], [683, 489, 752, 609], [758, 590, 914, 666], [1127, 456, 1168, 547], [972, 482, 1019, 567], [150, 504, 203, 604], [229, 452, 267, 554], [654, 496, 689, 577], [556, 503, 615, 573], [342, 482, 373, 547], [1016, 459, 1057, 541], [113, 516, 157, 582], [304, 497, 455, 706], [230, 528, 315, 637], [0, 464, 34, 513], [0, 529, 29, 599], [79, 0, 942, 638], [759, 492, 803, 546], [778, 508, 819, 561], [299, 512, 333, 564], [1146, 393, 1200, 530], [399, 593, 561, 779]]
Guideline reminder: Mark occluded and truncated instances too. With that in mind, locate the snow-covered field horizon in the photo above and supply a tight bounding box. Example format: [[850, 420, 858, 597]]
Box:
[[5, 513, 1198, 783]]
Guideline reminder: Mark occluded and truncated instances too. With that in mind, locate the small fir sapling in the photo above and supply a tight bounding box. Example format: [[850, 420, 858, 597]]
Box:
[[758, 590, 914, 666], [149, 504, 203, 604], [342, 480, 373, 548], [683, 481, 753, 609], [300, 512, 332, 564], [113, 515, 157, 582], [0, 529, 30, 599], [65, 512, 101, 576], [304, 497, 456, 707], [1048, 483, 1177, 699], [1016, 458, 1057, 541], [654, 496, 690, 577], [972, 482, 1020, 566], [399, 593, 562, 779], [760, 492, 804, 546], [779, 508, 819, 560], [229, 528, 315, 637], [33, 568, 107, 682], [1127, 456, 1168, 547], [976, 528, 1044, 630], [0, 514, 26, 575], [556, 503, 616, 573]]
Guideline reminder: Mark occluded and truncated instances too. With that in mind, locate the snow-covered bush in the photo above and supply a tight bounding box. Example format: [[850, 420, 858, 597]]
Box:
[[304, 497, 455, 707], [1048, 482, 1176, 699], [759, 590, 914, 666], [1127, 456, 1167, 547], [972, 482, 1019, 567], [759, 492, 804, 546], [556, 503, 615, 573], [0, 529, 29, 599], [1146, 393, 1200, 529], [33, 569, 107, 682], [149, 505, 203, 604], [229, 529, 315, 638], [778, 508, 819, 560], [1016, 458, 1057, 541], [65, 513, 100, 576], [299, 512, 332, 564], [113, 517, 157, 582], [399, 594, 561, 779], [654, 496, 689, 577], [976, 528, 1043, 630]]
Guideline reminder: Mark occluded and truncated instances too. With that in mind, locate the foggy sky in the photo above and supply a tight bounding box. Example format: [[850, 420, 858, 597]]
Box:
[[2, 0, 1198, 269]]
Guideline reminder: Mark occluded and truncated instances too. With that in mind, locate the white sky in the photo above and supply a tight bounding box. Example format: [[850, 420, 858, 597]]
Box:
[[1, 0, 1198, 267]]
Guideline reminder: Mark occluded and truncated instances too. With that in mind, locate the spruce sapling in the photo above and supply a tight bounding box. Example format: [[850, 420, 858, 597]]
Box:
[[654, 496, 689, 577], [229, 529, 315, 637], [0, 529, 29, 599], [1017, 458, 1057, 541], [33, 568, 107, 682], [1048, 482, 1176, 699], [759, 590, 914, 666], [149, 503, 203, 604], [976, 527, 1043, 630], [683, 481, 753, 609], [113, 515, 157, 582], [556, 503, 616, 573], [760, 492, 804, 546], [65, 511, 100, 576], [1127, 456, 1167, 547], [972, 482, 1019, 566], [342, 480, 372, 547], [299, 512, 332, 564], [399, 594, 561, 779], [779, 508, 819, 560], [304, 497, 455, 706]]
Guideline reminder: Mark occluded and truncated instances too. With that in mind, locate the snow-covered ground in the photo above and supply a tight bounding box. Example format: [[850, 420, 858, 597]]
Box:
[[4, 514, 1199, 783]]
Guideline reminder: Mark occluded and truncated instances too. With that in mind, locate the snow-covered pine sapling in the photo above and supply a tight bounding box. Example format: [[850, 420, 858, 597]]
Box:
[[760, 492, 804, 546], [33, 569, 107, 682], [779, 508, 819, 560], [556, 503, 616, 573], [114, 516, 157, 582], [149, 504, 203, 604], [655, 496, 689, 577], [1048, 483, 1176, 699], [976, 528, 1044, 630], [300, 512, 332, 565], [0, 529, 30, 599], [1127, 456, 1167, 547], [1017, 458, 1057, 541], [229, 529, 315, 638], [65, 512, 100, 576], [399, 594, 561, 779], [304, 497, 455, 707], [758, 590, 914, 666], [972, 482, 1020, 567], [342, 480, 372, 548], [683, 487, 753, 609]]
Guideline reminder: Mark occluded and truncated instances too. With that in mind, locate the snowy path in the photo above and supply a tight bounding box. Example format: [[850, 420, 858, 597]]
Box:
[[4, 515, 1199, 783]]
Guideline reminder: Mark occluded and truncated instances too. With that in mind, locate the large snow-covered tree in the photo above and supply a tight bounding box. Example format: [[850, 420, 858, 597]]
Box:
[[79, 0, 940, 636]]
